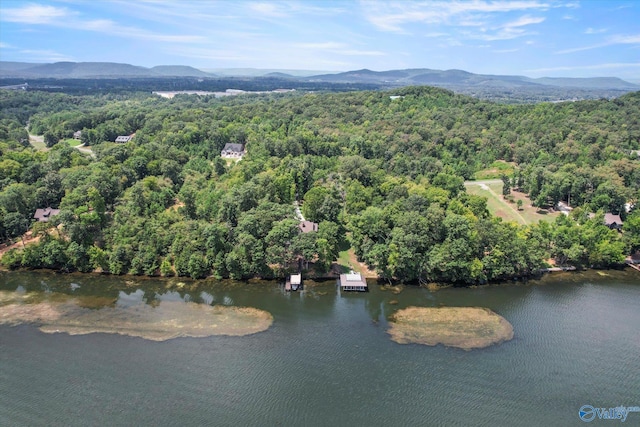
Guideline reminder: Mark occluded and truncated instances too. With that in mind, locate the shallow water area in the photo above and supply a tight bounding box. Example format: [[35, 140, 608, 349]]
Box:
[[0, 274, 273, 340], [388, 306, 514, 349], [1, 269, 639, 426]]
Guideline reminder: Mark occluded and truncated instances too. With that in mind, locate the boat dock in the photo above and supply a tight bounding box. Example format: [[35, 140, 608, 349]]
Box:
[[339, 271, 368, 292], [286, 273, 302, 291]]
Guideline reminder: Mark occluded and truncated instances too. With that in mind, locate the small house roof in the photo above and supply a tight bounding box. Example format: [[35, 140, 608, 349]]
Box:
[[34, 207, 60, 222], [604, 213, 623, 226], [298, 221, 318, 233], [222, 143, 245, 152]]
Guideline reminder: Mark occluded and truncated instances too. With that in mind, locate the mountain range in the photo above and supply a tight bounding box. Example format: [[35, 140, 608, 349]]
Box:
[[303, 68, 638, 90], [1, 61, 637, 91], [0, 61, 211, 78]]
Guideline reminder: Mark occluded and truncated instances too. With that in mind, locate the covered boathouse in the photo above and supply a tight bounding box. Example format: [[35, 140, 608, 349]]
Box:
[[286, 273, 302, 291], [339, 272, 368, 292]]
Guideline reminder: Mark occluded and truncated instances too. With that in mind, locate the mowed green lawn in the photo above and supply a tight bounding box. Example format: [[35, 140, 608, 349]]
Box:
[[465, 181, 560, 225], [63, 138, 83, 147]]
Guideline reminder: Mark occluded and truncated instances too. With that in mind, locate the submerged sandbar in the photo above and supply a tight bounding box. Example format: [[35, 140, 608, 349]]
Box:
[[0, 291, 273, 341], [388, 306, 513, 350]]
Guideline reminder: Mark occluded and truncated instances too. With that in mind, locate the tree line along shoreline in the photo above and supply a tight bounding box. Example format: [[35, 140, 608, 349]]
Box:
[[0, 86, 638, 284]]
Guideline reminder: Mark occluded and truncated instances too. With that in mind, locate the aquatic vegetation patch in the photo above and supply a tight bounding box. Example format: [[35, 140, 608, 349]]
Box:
[[388, 306, 513, 350], [380, 284, 404, 294], [0, 291, 273, 341]]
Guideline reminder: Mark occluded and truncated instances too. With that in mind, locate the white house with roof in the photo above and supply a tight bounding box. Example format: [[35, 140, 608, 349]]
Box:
[[115, 133, 135, 143], [221, 143, 246, 158]]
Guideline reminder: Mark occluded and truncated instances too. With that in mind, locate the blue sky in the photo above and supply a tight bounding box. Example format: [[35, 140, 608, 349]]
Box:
[[1, 0, 639, 79]]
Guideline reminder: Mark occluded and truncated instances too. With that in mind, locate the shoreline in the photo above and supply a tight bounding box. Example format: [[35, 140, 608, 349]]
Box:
[[1, 264, 637, 289]]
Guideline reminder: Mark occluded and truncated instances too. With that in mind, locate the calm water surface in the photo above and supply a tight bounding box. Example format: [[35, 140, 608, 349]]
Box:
[[1, 270, 639, 426]]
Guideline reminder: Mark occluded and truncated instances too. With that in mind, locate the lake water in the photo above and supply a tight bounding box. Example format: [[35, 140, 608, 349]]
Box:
[[1, 270, 639, 426]]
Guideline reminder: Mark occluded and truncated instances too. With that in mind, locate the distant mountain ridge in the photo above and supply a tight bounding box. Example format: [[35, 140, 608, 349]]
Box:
[[0, 61, 214, 78], [0, 61, 637, 91], [305, 68, 638, 90]]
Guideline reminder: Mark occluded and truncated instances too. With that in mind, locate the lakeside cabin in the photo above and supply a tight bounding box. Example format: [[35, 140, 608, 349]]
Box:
[[33, 207, 60, 222], [339, 272, 368, 292], [286, 273, 302, 291]]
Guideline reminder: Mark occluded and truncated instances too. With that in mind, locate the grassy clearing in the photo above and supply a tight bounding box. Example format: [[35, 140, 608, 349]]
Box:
[[465, 181, 560, 225], [28, 135, 47, 151], [472, 160, 515, 180], [63, 138, 83, 147], [387, 306, 514, 350], [337, 247, 377, 278], [337, 249, 352, 274]]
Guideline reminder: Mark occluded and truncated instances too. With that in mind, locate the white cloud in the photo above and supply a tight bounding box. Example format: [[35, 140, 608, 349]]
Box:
[[295, 42, 345, 50], [610, 34, 640, 44], [167, 46, 253, 62], [293, 42, 385, 56], [1, 4, 73, 24], [362, 1, 553, 32], [422, 32, 449, 38], [556, 33, 640, 54], [0, 42, 15, 49], [464, 14, 544, 41], [80, 19, 205, 43], [0, 3, 204, 44], [555, 43, 603, 54], [248, 2, 289, 18], [585, 27, 607, 34], [20, 49, 74, 62], [525, 62, 640, 73], [503, 15, 545, 28], [335, 49, 386, 56]]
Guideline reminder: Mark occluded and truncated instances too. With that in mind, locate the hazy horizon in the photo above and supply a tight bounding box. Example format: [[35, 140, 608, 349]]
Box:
[[1, 1, 639, 80]]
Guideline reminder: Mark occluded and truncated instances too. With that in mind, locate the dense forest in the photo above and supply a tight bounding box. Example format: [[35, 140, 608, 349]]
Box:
[[1, 86, 639, 283]]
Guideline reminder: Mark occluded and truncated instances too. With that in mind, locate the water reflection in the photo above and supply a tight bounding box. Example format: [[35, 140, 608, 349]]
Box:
[[116, 289, 145, 307], [200, 291, 214, 305], [1, 269, 638, 427]]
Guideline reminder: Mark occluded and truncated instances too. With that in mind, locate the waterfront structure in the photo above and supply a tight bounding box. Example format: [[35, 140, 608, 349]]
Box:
[[339, 272, 368, 292]]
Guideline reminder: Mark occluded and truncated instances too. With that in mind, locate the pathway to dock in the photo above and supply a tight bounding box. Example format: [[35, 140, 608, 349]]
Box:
[[293, 201, 305, 221]]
